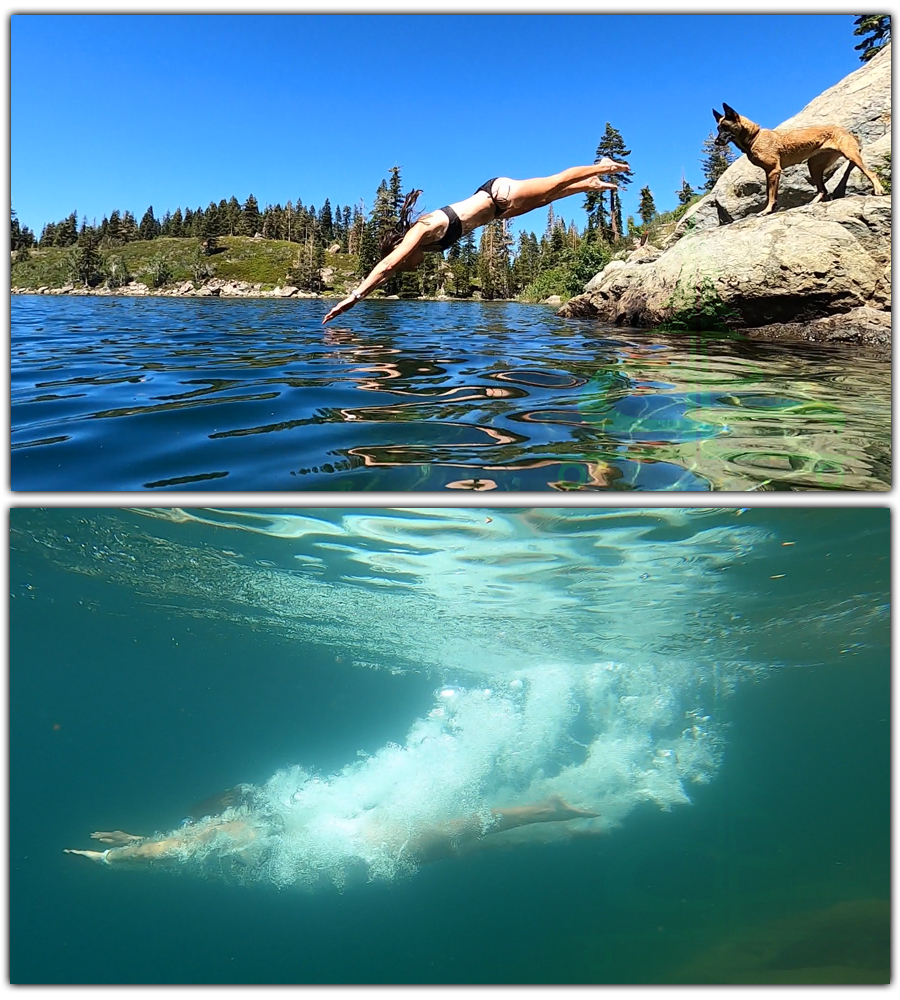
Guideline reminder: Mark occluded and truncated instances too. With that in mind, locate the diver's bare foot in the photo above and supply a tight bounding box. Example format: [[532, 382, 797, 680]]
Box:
[[597, 157, 630, 173], [543, 795, 600, 822], [91, 830, 143, 845], [64, 848, 108, 862]]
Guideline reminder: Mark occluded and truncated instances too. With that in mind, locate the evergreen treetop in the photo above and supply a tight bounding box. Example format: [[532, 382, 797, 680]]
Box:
[[853, 15, 891, 61]]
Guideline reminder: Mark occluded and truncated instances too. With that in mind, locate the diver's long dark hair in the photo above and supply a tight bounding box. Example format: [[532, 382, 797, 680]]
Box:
[[378, 188, 424, 260]]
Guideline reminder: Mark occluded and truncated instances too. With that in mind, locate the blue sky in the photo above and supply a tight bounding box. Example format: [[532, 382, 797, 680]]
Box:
[[12, 13, 866, 239]]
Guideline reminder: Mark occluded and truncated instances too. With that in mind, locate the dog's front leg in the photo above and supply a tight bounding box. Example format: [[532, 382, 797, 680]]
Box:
[[760, 167, 781, 215]]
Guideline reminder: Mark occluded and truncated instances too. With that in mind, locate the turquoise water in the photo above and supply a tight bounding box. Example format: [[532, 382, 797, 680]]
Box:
[[10, 507, 889, 984], [11, 296, 891, 491]]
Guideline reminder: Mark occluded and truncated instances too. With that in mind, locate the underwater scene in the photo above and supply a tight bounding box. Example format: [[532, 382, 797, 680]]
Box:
[[9, 506, 889, 984]]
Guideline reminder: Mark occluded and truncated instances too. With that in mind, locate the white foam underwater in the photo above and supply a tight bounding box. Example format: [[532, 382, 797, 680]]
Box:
[[16, 507, 813, 892], [154, 652, 751, 892]]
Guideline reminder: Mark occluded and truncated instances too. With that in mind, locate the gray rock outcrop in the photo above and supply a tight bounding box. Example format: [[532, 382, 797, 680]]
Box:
[[560, 195, 889, 339], [672, 44, 890, 241], [560, 47, 891, 346]]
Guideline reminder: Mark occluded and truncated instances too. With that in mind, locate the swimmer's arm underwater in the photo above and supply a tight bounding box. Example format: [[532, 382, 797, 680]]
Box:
[[65, 818, 256, 865]]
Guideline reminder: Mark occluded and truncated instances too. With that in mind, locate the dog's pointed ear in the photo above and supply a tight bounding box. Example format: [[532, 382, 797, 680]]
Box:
[[722, 103, 739, 120], [712, 108, 723, 122]]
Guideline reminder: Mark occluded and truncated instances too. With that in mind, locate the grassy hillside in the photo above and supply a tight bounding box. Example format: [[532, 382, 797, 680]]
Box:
[[11, 236, 360, 294]]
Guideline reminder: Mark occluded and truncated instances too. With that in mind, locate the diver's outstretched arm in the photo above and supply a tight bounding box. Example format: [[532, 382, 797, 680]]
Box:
[[66, 818, 257, 866], [322, 216, 441, 325]]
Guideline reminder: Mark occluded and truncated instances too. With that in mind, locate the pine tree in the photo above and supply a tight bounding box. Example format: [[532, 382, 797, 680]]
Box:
[[319, 199, 334, 242], [139, 205, 160, 240], [417, 250, 441, 297], [368, 177, 400, 289], [67, 227, 104, 287], [11, 206, 21, 249], [700, 131, 737, 191], [10, 208, 34, 251], [512, 230, 541, 291], [451, 231, 477, 297], [638, 186, 657, 225], [591, 123, 632, 240], [55, 211, 79, 247], [204, 201, 223, 237], [189, 207, 205, 238], [105, 209, 122, 246], [853, 15, 891, 61], [120, 211, 139, 242], [676, 178, 696, 205], [478, 220, 512, 299], [284, 200, 294, 243], [387, 166, 403, 217], [226, 196, 241, 236], [291, 224, 325, 291], [239, 194, 261, 236], [349, 204, 365, 258]]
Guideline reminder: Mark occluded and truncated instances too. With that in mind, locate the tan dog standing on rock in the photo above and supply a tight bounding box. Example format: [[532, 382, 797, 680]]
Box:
[[712, 102, 884, 215]]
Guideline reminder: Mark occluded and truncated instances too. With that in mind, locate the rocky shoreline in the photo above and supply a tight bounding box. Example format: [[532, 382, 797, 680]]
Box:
[[10, 278, 538, 304], [11, 277, 325, 299]]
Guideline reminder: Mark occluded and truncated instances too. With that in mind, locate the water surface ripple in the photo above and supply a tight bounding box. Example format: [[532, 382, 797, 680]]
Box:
[[11, 296, 891, 491]]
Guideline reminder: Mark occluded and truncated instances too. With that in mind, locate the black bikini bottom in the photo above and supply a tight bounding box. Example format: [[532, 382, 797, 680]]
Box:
[[475, 177, 508, 218], [432, 205, 462, 251]]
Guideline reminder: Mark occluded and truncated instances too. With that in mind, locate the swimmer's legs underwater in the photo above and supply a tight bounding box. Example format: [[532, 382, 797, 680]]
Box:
[[409, 796, 600, 864]]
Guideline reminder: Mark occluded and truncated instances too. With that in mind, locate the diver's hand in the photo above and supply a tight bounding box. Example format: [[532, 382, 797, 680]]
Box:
[[323, 294, 358, 325], [64, 848, 109, 862]]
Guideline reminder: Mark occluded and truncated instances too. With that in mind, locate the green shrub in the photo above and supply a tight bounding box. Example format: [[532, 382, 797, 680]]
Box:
[[145, 253, 173, 288], [105, 254, 132, 289]]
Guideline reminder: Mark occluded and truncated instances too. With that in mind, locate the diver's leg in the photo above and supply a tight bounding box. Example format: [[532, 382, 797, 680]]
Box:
[[410, 796, 598, 864], [502, 163, 629, 217], [489, 795, 599, 833]]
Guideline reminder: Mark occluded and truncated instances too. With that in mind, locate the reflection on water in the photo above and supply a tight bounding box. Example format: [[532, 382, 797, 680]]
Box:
[[11, 297, 891, 490]]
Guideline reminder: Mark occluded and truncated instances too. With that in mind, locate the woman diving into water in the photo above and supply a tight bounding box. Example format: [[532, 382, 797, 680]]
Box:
[[65, 795, 599, 873], [321, 160, 629, 325]]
